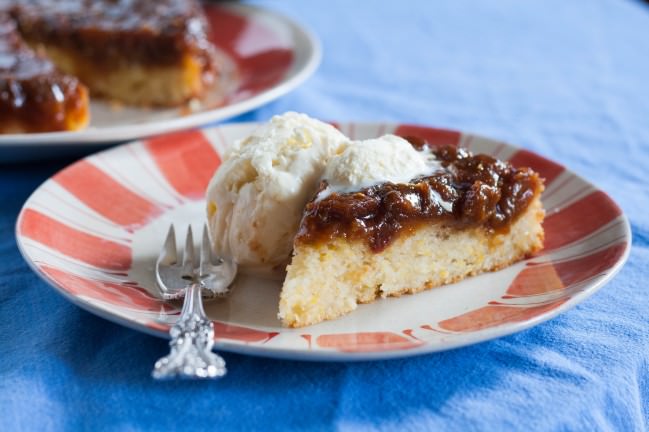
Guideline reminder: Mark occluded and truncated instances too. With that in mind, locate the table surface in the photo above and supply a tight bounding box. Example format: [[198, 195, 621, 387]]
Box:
[[2, 0, 649, 430]]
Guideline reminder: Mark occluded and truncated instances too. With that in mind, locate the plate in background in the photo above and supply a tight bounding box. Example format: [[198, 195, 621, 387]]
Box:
[[0, 4, 320, 160]]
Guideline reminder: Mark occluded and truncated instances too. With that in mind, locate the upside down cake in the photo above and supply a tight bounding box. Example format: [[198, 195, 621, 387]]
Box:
[[1, 0, 219, 133], [206, 113, 545, 328], [280, 138, 544, 327], [8, 0, 218, 107]]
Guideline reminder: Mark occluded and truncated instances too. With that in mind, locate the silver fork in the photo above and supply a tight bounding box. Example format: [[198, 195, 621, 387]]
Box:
[[152, 224, 237, 380]]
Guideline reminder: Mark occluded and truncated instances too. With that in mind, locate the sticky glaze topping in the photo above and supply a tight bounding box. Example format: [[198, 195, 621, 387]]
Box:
[[0, 14, 53, 79], [0, 13, 86, 132], [296, 143, 544, 252], [7, 0, 215, 66]]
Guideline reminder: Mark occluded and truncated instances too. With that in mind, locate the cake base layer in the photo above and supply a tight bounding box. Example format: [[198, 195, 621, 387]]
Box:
[[36, 44, 214, 107], [279, 197, 545, 328]]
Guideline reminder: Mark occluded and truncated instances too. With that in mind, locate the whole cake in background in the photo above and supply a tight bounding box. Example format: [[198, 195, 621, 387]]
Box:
[[0, 0, 219, 133], [207, 112, 546, 327]]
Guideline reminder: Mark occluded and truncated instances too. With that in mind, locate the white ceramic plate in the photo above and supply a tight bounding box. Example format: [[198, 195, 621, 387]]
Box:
[[16, 122, 631, 361], [0, 4, 320, 160]]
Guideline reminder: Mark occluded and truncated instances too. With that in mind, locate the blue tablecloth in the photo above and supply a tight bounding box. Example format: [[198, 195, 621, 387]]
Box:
[[2, 1, 649, 430]]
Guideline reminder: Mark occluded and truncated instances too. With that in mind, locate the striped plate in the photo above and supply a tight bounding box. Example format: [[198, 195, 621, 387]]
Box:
[[15, 123, 631, 361]]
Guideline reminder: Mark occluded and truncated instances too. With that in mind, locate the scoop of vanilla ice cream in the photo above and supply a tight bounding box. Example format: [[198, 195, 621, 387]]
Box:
[[319, 134, 441, 198], [206, 112, 348, 276]]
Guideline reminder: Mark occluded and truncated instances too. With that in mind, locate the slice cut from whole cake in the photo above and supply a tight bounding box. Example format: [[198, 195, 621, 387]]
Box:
[[279, 142, 545, 328], [0, 13, 89, 133], [8, 0, 218, 107]]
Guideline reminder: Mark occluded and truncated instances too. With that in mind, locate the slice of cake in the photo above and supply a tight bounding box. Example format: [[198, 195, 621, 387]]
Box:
[[279, 138, 545, 327], [8, 0, 218, 107], [0, 13, 89, 133]]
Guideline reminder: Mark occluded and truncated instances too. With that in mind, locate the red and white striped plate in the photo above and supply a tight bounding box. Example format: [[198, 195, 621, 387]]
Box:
[[15, 122, 631, 361]]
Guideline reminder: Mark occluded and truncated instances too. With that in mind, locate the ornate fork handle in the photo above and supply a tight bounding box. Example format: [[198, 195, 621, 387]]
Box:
[[153, 282, 226, 379]]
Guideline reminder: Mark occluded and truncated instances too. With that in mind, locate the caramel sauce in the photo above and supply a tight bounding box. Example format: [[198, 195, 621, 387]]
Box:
[[8, 0, 216, 68], [0, 13, 87, 132], [296, 143, 543, 252]]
